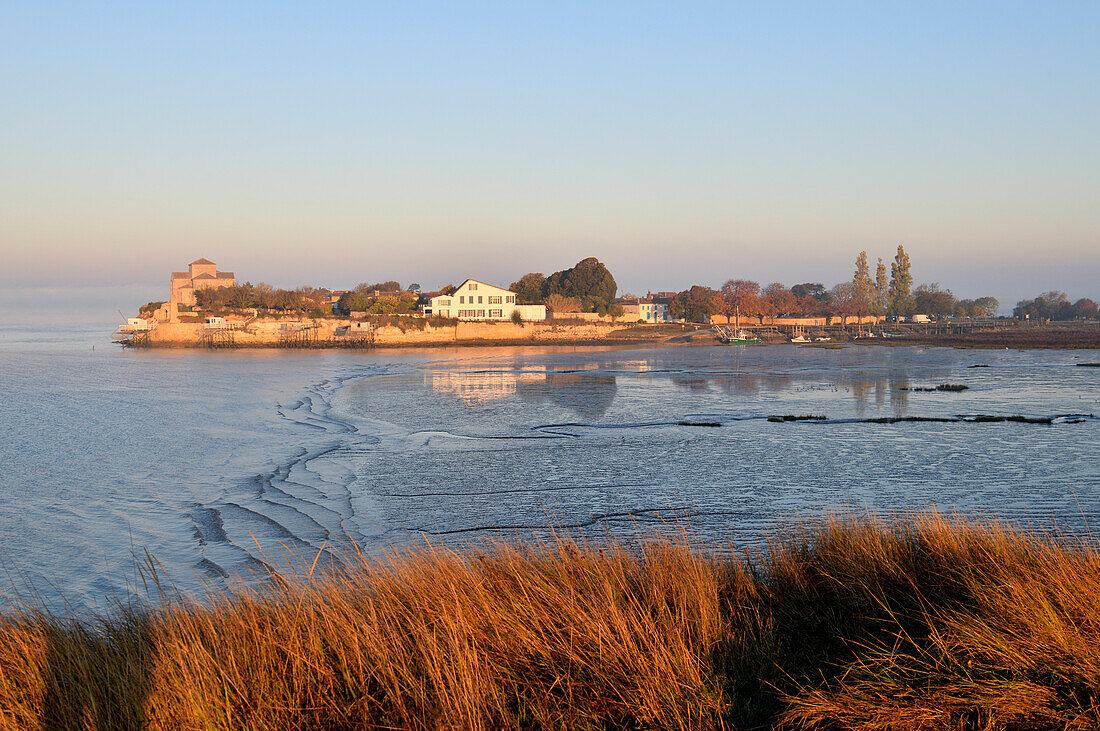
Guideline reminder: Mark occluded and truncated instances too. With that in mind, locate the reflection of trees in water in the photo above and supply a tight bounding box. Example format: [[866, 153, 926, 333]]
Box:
[[845, 374, 909, 417], [518, 371, 618, 419]]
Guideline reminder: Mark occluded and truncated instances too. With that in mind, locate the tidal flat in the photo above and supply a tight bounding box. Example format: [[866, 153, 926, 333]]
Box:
[[0, 326, 1097, 613]]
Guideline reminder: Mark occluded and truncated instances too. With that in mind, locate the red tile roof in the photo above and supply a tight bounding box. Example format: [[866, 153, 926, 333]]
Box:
[[190, 257, 216, 266]]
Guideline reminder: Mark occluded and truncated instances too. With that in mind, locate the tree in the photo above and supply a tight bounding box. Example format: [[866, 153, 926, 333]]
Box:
[[791, 282, 828, 302], [913, 283, 955, 318], [1073, 298, 1098, 320], [954, 296, 999, 318], [668, 286, 724, 323], [762, 283, 797, 324], [720, 279, 761, 324], [852, 251, 876, 315], [888, 245, 914, 316], [874, 258, 889, 315], [973, 297, 999, 318], [509, 273, 547, 305], [791, 282, 829, 315], [545, 293, 581, 314], [361, 281, 401, 293], [1014, 291, 1073, 321], [544, 258, 617, 314], [829, 282, 858, 325]]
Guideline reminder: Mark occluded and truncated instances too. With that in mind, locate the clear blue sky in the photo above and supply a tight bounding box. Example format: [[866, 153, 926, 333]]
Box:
[[1, 1, 1097, 313]]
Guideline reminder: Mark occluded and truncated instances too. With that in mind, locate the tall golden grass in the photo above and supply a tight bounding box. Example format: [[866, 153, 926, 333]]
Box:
[[1, 513, 1098, 730]]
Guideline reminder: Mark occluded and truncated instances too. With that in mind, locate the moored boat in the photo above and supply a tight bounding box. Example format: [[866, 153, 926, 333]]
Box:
[[719, 328, 763, 345]]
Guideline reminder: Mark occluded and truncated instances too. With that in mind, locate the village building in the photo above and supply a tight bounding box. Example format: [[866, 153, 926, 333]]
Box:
[[425, 279, 547, 321], [617, 296, 672, 323], [170, 258, 235, 306]]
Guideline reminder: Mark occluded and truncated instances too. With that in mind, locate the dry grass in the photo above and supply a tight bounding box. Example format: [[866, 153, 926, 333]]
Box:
[[1, 514, 1099, 729]]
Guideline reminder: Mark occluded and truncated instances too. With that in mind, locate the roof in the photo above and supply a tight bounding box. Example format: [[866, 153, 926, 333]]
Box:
[[192, 273, 216, 280], [190, 257, 216, 266], [171, 271, 190, 279], [216, 271, 234, 279], [457, 278, 512, 294]]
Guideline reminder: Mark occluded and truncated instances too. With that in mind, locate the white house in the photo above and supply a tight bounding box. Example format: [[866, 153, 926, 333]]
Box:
[[618, 297, 672, 323], [426, 279, 547, 321]]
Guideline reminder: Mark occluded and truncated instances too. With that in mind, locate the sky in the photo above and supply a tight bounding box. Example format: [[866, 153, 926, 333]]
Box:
[[1, 1, 1098, 319]]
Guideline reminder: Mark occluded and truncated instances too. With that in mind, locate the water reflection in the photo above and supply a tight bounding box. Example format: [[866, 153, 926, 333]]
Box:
[[429, 370, 546, 404], [519, 371, 618, 419], [428, 368, 619, 419]]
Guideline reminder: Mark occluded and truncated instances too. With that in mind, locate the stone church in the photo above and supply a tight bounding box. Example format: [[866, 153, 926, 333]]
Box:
[[170, 258, 235, 306]]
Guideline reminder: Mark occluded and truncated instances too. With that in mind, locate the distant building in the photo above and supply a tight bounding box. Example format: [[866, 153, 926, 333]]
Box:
[[425, 279, 546, 321], [170, 258, 235, 306], [617, 296, 672, 323]]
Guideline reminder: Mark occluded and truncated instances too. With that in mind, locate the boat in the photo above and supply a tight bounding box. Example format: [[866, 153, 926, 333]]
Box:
[[790, 334, 810, 343], [814, 335, 832, 342], [715, 326, 762, 345]]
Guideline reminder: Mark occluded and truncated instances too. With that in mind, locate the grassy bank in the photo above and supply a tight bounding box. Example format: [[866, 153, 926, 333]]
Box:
[[2, 514, 1099, 729]]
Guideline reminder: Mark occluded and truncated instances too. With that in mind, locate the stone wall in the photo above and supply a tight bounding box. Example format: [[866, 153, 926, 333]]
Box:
[[141, 318, 624, 348]]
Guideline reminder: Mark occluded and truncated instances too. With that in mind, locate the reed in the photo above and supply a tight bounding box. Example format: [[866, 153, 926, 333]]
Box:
[[0, 513, 1097, 730]]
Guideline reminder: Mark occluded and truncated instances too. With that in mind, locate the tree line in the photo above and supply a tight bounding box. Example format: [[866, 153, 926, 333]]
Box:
[[666, 246, 1004, 324], [194, 283, 334, 315], [1013, 292, 1098, 321]]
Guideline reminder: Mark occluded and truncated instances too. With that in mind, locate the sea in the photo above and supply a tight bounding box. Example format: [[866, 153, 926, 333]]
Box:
[[1, 323, 1098, 612]]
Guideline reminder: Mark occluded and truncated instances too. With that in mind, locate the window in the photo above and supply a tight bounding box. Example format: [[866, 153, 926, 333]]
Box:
[[478, 310, 486, 317], [441, 310, 450, 317], [439, 298, 451, 306], [506, 295, 514, 303], [478, 296, 483, 304], [488, 296, 502, 304], [469, 283, 478, 291], [459, 296, 465, 304], [489, 309, 503, 318]]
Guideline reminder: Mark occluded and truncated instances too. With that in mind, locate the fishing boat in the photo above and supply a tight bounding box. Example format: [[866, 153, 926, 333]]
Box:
[[715, 326, 762, 345]]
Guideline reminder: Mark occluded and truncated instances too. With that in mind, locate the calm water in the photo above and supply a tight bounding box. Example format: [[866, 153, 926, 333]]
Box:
[[1, 324, 1098, 610]]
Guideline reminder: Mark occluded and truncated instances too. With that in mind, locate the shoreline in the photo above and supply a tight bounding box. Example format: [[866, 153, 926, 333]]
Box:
[[118, 321, 1100, 351]]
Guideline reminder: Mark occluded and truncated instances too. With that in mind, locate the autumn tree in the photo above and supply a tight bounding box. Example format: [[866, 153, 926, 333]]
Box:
[[1073, 298, 1098, 320], [829, 282, 858, 325], [852, 251, 876, 315], [509, 273, 547, 305], [762, 283, 797, 324], [720, 279, 761, 324], [888, 245, 915, 316], [669, 286, 724, 323], [875, 257, 889, 315]]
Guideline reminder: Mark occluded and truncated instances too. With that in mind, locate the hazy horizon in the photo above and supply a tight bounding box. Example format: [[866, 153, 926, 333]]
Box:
[[2, 2, 1097, 314]]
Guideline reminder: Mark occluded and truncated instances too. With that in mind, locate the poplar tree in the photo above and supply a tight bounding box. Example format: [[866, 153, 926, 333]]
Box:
[[889, 245, 915, 316], [875, 257, 889, 315], [852, 251, 875, 314]]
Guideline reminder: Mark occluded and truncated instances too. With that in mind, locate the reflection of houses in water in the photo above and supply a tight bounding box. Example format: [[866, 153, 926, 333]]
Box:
[[429, 370, 547, 404], [428, 366, 619, 418]]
